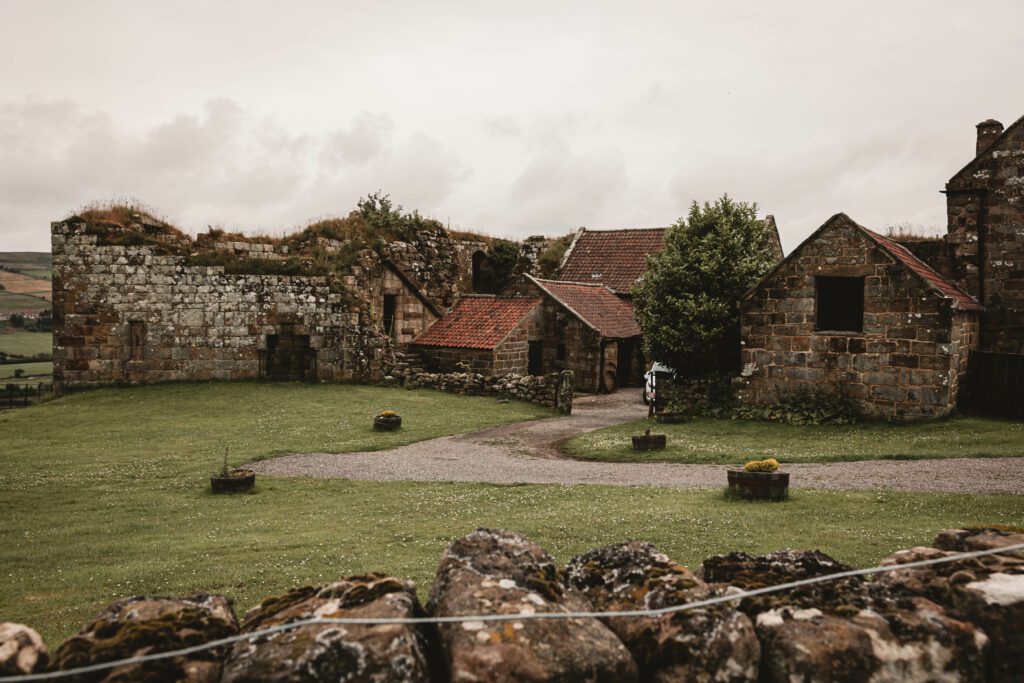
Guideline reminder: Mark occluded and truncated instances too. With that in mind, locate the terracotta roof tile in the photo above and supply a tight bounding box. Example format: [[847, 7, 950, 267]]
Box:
[[413, 296, 541, 349], [558, 228, 666, 293], [863, 229, 983, 311], [530, 277, 641, 338]]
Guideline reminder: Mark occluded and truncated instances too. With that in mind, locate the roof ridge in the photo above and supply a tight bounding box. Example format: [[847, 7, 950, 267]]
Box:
[[858, 227, 981, 311]]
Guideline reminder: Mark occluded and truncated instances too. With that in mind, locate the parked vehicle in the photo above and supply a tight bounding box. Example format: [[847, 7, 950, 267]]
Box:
[[642, 362, 674, 405]]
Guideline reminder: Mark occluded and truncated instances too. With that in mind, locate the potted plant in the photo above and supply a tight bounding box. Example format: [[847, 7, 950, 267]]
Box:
[[632, 428, 666, 451], [210, 448, 256, 494], [373, 410, 402, 431], [727, 458, 789, 501]]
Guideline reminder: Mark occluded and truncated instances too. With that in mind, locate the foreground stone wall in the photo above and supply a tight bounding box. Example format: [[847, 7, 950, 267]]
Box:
[[740, 216, 979, 420], [52, 222, 397, 388], [4, 527, 1021, 681]]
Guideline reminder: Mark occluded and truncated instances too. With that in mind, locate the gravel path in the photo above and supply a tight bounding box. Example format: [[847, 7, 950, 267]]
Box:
[[249, 392, 1024, 493]]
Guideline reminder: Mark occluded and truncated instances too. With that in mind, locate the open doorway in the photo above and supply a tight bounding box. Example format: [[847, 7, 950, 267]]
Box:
[[262, 325, 314, 381]]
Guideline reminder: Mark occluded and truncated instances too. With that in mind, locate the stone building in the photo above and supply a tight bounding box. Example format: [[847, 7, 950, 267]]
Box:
[[51, 215, 458, 389], [739, 213, 981, 420], [944, 115, 1024, 353], [507, 275, 643, 392], [557, 218, 783, 296], [411, 295, 542, 375]]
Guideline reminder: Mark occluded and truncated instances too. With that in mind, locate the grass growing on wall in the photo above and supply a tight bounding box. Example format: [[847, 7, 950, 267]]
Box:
[[1, 382, 1021, 646], [562, 415, 1024, 464]]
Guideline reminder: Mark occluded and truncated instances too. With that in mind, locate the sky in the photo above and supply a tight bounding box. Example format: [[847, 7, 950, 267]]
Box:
[[1, 1, 1021, 253]]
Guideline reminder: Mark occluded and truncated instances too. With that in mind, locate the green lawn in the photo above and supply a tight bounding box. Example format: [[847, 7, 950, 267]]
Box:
[[0, 330, 52, 357], [1, 382, 1021, 646], [563, 415, 1024, 464]]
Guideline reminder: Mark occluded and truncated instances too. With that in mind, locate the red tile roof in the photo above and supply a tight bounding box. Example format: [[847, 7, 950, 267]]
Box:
[[557, 228, 666, 293], [529, 276, 641, 338], [413, 296, 541, 349], [863, 229, 983, 311]]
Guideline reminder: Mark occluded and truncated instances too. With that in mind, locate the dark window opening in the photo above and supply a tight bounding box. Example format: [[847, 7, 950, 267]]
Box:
[[129, 321, 145, 360], [383, 294, 397, 338], [528, 341, 543, 376], [815, 276, 864, 332], [471, 251, 488, 293], [556, 343, 566, 361]]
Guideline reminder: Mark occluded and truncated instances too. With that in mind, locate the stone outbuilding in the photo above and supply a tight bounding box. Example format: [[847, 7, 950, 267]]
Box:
[[504, 274, 643, 392], [411, 295, 542, 375], [739, 213, 982, 420]]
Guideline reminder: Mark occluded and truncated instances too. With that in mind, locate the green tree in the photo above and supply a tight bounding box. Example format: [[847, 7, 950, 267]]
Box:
[[632, 195, 777, 377]]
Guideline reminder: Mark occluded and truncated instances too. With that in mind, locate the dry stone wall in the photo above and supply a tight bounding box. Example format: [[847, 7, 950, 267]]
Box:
[[4, 527, 1021, 681], [388, 363, 574, 414]]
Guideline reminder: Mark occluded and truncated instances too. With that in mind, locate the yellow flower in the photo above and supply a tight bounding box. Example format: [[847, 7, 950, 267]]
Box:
[[378, 410, 399, 417], [743, 458, 780, 473]]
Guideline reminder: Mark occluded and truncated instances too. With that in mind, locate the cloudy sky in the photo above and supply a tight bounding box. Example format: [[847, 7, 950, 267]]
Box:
[[1, 1, 1021, 252]]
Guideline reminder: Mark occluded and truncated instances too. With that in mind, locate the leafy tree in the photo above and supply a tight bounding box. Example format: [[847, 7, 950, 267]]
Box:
[[632, 195, 777, 377], [478, 239, 527, 293]]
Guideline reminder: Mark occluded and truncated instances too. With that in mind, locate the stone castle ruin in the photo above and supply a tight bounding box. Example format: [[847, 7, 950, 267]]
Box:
[[50, 202, 562, 391]]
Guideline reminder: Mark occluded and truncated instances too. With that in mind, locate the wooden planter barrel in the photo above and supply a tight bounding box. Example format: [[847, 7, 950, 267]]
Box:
[[727, 469, 789, 501], [374, 414, 402, 431], [632, 433, 667, 451], [210, 469, 256, 494]]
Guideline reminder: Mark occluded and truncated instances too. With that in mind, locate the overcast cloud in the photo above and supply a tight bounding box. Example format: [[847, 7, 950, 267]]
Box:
[[1, 0, 1021, 252]]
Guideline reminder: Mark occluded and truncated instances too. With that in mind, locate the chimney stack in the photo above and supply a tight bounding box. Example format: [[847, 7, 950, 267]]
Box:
[[976, 119, 1004, 156]]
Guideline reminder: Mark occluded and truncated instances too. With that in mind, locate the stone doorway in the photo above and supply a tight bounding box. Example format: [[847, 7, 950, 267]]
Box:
[[261, 325, 315, 381]]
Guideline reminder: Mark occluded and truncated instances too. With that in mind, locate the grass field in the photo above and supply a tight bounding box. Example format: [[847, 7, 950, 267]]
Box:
[[1, 382, 1021, 645], [563, 415, 1024, 464], [0, 290, 50, 313], [0, 330, 52, 357], [0, 361, 52, 383]]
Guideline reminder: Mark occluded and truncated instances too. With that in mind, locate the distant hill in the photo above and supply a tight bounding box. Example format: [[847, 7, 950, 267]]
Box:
[[0, 252, 51, 313]]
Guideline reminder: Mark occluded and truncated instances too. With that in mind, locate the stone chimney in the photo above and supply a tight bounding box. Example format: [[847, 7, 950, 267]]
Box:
[[976, 119, 1004, 156]]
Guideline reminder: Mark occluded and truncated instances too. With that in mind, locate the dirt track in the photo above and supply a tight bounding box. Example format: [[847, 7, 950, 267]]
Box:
[[249, 392, 1024, 493]]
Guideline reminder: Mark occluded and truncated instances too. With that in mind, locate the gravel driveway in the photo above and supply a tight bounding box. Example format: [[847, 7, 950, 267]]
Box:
[[249, 392, 1024, 493]]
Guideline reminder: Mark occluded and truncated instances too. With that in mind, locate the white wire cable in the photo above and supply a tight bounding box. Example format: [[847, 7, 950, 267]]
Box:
[[2, 541, 1021, 682]]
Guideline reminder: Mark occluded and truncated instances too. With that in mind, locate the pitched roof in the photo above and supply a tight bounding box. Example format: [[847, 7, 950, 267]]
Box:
[[742, 213, 982, 312], [413, 296, 540, 349], [947, 113, 1024, 188], [861, 229, 983, 311], [528, 275, 642, 338], [557, 228, 667, 293]]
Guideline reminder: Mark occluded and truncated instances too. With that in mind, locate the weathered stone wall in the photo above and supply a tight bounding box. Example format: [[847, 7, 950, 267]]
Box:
[[740, 218, 979, 420], [5, 527, 1021, 681], [388, 365, 573, 411], [52, 221, 396, 389], [946, 118, 1024, 353]]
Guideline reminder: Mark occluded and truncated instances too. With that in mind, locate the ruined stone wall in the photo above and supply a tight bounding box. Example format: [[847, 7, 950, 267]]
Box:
[[52, 221, 395, 389], [947, 120, 1024, 352], [6, 527, 1022, 681], [740, 221, 978, 420]]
